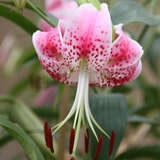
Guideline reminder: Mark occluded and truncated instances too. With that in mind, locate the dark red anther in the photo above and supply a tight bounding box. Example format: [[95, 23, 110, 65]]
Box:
[[69, 128, 75, 154], [108, 130, 115, 156], [70, 157, 76, 160], [85, 128, 90, 153], [48, 127, 54, 153], [44, 122, 50, 148], [94, 135, 103, 160]]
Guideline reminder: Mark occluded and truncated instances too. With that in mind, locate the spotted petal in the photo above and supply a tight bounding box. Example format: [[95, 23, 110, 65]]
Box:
[[62, 3, 112, 72], [108, 24, 143, 68], [32, 24, 79, 85], [100, 24, 143, 87]]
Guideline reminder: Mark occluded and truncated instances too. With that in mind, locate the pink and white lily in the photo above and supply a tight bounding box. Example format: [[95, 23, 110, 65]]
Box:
[[33, 2, 143, 157]]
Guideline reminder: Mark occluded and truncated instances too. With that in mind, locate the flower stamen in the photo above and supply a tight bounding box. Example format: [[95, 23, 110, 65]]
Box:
[[70, 157, 76, 160], [85, 128, 90, 153], [48, 127, 54, 152], [44, 122, 50, 148], [69, 128, 76, 154], [94, 135, 103, 160], [84, 77, 98, 141], [108, 130, 115, 156], [88, 107, 110, 139], [44, 122, 54, 152]]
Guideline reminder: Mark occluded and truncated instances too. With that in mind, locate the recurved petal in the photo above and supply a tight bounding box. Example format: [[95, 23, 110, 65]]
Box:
[[102, 60, 142, 87], [62, 3, 112, 71], [32, 26, 79, 85], [107, 24, 143, 68]]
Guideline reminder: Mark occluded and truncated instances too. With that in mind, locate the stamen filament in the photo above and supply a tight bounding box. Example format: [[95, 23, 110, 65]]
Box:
[[72, 98, 84, 154], [52, 105, 76, 134], [73, 71, 86, 129], [51, 71, 83, 134], [84, 74, 98, 141], [88, 108, 110, 139]]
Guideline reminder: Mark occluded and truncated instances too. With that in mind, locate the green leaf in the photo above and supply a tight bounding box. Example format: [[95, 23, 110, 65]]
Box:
[[0, 4, 39, 35], [89, 94, 128, 160], [111, 1, 160, 26], [0, 115, 45, 160], [128, 115, 160, 125], [0, 1, 58, 28], [0, 1, 32, 10], [0, 96, 56, 159], [115, 145, 160, 160]]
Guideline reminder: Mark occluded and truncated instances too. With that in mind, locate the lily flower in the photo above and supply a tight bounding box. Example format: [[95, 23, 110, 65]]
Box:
[[33, 2, 143, 158]]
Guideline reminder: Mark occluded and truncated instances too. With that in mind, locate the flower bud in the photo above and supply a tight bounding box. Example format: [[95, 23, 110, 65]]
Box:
[[13, 0, 27, 10]]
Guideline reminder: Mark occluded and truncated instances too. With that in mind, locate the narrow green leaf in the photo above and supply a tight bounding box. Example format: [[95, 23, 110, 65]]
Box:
[[0, 1, 58, 27], [27, 0, 58, 27], [0, 96, 56, 159], [111, 0, 160, 26], [115, 145, 160, 160], [89, 94, 128, 160], [128, 115, 160, 125], [0, 115, 45, 160], [0, 4, 39, 35], [0, 1, 32, 10]]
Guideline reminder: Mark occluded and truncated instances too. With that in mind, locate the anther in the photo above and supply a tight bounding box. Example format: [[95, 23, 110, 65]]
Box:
[[85, 128, 90, 153], [94, 135, 103, 160], [108, 130, 115, 156], [69, 128, 75, 154], [48, 127, 54, 153], [70, 156, 76, 160], [44, 122, 49, 148]]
